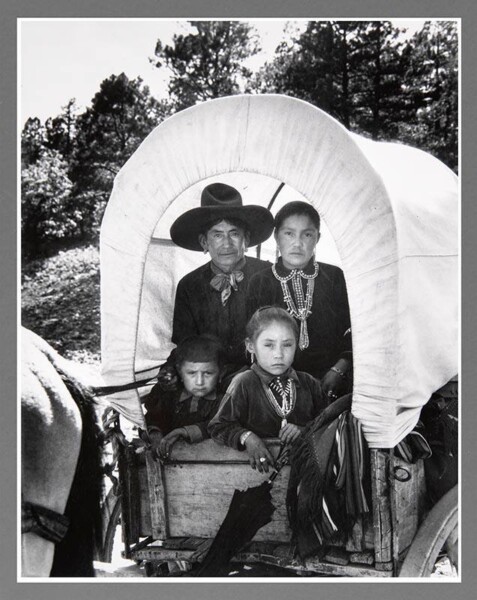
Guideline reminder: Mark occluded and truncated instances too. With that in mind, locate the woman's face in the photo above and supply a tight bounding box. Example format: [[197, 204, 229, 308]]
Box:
[[275, 214, 320, 270], [247, 321, 296, 376]]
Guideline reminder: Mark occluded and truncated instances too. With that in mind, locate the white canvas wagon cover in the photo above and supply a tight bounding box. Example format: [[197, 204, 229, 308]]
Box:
[[100, 94, 458, 449]]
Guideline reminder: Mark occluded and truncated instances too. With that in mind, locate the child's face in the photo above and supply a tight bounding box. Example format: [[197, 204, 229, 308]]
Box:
[[177, 361, 220, 397], [247, 322, 297, 376]]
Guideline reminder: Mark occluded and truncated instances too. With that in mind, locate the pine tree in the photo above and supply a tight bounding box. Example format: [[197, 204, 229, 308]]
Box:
[[44, 99, 78, 159], [350, 21, 408, 140], [152, 21, 260, 110], [21, 117, 46, 167], [399, 21, 458, 171], [70, 73, 171, 238]]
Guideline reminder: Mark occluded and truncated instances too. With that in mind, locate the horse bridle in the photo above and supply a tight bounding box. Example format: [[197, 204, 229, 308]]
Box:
[[21, 497, 69, 544]]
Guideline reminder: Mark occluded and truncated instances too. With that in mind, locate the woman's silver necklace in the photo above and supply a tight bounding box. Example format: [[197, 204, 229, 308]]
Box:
[[272, 261, 319, 350]]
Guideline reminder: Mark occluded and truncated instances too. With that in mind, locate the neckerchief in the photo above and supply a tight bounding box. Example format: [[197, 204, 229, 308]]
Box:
[[210, 258, 246, 306]]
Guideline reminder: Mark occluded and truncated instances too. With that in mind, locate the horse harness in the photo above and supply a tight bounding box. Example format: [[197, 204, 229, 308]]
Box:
[[22, 497, 69, 544]]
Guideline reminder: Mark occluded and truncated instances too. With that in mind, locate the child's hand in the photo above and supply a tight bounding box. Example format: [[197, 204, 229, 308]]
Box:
[[279, 423, 303, 445], [244, 433, 275, 473], [322, 359, 351, 402], [159, 428, 186, 459], [157, 365, 179, 391], [148, 430, 164, 459]]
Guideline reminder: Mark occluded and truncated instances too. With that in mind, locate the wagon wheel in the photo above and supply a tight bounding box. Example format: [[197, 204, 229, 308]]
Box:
[[399, 485, 458, 577], [97, 486, 122, 563]]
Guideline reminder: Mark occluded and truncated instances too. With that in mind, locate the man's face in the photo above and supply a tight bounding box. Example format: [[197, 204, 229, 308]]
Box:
[[199, 220, 249, 272]]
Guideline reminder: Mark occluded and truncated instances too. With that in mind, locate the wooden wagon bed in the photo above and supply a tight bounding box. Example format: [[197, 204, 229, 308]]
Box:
[[115, 438, 427, 577]]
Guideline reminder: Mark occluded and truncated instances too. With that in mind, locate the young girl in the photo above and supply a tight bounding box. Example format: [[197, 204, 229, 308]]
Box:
[[208, 307, 327, 473]]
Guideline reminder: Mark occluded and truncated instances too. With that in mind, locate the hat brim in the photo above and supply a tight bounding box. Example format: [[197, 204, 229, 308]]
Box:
[[170, 205, 274, 251]]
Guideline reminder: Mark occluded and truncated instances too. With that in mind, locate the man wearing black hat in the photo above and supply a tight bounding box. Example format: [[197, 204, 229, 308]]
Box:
[[160, 183, 274, 388]]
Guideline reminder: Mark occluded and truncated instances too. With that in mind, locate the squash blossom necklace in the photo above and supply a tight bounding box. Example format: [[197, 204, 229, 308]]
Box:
[[266, 376, 296, 428], [272, 261, 319, 350]]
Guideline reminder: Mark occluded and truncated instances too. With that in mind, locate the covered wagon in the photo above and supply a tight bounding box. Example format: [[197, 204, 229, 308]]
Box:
[[98, 94, 459, 577]]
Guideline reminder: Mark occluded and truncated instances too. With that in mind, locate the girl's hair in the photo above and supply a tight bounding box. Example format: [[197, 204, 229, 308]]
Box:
[[274, 201, 320, 232], [175, 334, 224, 368], [246, 306, 299, 343]]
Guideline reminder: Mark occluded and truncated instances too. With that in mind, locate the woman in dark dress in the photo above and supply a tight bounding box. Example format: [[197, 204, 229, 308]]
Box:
[[247, 201, 352, 401]]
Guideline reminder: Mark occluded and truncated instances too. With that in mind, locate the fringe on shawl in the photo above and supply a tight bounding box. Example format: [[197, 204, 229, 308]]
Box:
[[286, 394, 372, 559]]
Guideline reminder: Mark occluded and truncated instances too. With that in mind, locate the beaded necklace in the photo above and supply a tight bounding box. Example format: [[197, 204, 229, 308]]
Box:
[[265, 377, 296, 428], [272, 261, 319, 350]]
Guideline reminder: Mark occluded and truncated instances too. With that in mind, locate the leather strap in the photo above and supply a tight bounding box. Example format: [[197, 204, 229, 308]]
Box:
[[22, 500, 70, 544]]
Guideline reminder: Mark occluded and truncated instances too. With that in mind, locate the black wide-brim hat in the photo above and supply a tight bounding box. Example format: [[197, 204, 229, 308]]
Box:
[[170, 183, 275, 251]]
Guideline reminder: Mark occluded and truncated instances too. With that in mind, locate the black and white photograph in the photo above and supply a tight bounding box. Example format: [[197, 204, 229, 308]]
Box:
[[18, 15, 460, 585]]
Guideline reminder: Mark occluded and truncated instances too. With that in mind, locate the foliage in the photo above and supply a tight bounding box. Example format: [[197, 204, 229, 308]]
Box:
[[152, 21, 261, 110], [399, 21, 458, 171], [44, 98, 79, 159], [21, 148, 79, 257], [21, 117, 46, 166], [69, 73, 171, 238], [21, 245, 101, 361], [350, 21, 408, 140], [254, 19, 458, 170]]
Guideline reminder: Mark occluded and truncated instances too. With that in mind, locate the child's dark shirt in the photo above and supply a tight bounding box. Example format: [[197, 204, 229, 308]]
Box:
[[144, 384, 222, 443]]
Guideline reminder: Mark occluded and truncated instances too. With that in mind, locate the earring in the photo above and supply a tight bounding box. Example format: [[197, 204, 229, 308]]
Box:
[[275, 245, 280, 263], [250, 351, 255, 364]]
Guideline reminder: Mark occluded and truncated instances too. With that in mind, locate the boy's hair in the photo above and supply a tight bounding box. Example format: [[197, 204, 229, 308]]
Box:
[[175, 334, 224, 368], [274, 201, 320, 233], [245, 306, 299, 343]]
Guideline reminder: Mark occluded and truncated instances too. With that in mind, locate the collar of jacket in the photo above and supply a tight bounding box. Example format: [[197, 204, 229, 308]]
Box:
[[178, 389, 217, 403], [275, 257, 316, 278], [251, 362, 300, 387]]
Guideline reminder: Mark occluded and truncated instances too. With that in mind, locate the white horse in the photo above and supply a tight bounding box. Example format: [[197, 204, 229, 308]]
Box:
[[21, 328, 103, 577]]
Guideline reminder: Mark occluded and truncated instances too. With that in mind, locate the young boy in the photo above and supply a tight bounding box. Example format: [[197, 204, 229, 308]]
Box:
[[144, 335, 224, 459]]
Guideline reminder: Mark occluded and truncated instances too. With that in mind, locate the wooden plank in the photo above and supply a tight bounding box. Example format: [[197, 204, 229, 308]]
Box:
[[324, 547, 350, 566], [163, 462, 291, 541], [392, 457, 426, 557], [136, 453, 152, 536], [190, 539, 214, 562], [169, 438, 283, 462], [120, 445, 141, 548], [145, 450, 169, 540], [370, 449, 392, 563], [350, 551, 374, 565]]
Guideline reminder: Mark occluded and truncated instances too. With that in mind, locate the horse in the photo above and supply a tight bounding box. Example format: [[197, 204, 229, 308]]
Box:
[[21, 327, 104, 577]]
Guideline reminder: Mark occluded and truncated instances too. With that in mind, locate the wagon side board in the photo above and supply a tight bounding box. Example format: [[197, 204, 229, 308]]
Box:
[[120, 440, 428, 576]]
